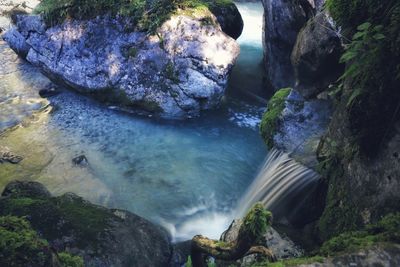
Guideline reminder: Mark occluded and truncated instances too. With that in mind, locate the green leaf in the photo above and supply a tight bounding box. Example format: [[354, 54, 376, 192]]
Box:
[[347, 88, 362, 107], [373, 33, 385, 40], [357, 22, 371, 31], [353, 31, 366, 40], [340, 51, 357, 63]]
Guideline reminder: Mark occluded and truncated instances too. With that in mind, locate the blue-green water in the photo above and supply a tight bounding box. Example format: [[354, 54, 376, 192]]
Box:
[[0, 2, 267, 240]]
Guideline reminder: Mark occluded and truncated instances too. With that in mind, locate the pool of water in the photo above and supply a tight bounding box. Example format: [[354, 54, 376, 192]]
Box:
[[0, 1, 267, 241]]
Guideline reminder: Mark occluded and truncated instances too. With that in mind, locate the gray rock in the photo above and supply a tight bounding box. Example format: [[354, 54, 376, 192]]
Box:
[[72, 154, 89, 166], [291, 12, 343, 98], [169, 240, 192, 267], [272, 89, 333, 167], [2, 27, 30, 56], [0, 147, 23, 164], [262, 0, 309, 90], [4, 12, 239, 119]]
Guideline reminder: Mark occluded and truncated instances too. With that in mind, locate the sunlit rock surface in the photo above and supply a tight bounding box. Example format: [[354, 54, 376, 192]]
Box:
[[4, 11, 240, 118]]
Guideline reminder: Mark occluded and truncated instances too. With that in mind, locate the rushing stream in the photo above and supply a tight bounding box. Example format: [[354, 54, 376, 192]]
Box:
[[0, 2, 268, 240]]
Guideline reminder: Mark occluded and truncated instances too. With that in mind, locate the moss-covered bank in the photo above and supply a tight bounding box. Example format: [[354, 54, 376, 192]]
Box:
[[0, 215, 83, 267], [259, 88, 291, 148], [249, 213, 400, 266], [0, 181, 172, 266]]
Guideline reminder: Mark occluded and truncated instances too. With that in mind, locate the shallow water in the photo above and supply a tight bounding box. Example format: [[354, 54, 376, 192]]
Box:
[[0, 2, 267, 240]]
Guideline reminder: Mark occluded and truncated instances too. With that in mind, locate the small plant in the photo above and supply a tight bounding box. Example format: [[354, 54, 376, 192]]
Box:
[[127, 47, 138, 58], [339, 22, 385, 108], [164, 61, 180, 84]]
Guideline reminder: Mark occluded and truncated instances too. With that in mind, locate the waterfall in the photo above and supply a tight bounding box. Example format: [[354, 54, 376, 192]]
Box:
[[236, 149, 320, 221], [169, 148, 321, 241]]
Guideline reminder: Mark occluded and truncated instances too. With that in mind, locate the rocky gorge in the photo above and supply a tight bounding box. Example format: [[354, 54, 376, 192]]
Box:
[[1, 0, 400, 266]]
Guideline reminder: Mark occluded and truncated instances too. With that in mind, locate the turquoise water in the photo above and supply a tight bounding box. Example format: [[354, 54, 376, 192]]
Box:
[[0, 2, 267, 240]]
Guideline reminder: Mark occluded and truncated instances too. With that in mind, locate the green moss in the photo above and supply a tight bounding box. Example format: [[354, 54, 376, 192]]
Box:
[[241, 203, 273, 243], [58, 252, 84, 267], [252, 213, 400, 266], [35, 0, 236, 34], [0, 194, 118, 249], [0, 216, 51, 266], [54, 194, 113, 245], [252, 256, 325, 267], [319, 213, 400, 256], [0, 216, 84, 266], [126, 47, 138, 58], [259, 88, 291, 148]]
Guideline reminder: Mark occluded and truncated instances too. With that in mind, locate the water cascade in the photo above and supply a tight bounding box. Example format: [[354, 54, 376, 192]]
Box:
[[236, 149, 321, 222], [172, 149, 321, 240]]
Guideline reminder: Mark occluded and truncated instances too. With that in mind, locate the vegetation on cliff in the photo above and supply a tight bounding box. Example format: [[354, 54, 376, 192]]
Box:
[[260, 88, 291, 148], [35, 0, 240, 34], [0, 215, 83, 267], [326, 0, 400, 157], [317, 0, 400, 239]]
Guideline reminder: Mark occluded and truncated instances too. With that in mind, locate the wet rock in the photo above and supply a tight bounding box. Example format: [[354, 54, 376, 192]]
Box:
[[39, 86, 60, 98], [209, 2, 244, 39], [0, 181, 173, 267], [72, 155, 88, 166], [260, 89, 333, 167], [4, 11, 240, 119], [291, 12, 343, 99], [0, 147, 23, 164], [262, 0, 309, 90], [170, 240, 192, 267]]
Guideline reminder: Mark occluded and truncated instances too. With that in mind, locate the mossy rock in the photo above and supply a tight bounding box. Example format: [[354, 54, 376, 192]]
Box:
[[319, 212, 400, 256], [259, 88, 291, 149], [0, 181, 172, 266], [0, 215, 83, 267]]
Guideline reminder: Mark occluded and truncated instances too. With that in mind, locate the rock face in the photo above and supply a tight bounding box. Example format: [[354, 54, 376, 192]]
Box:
[[291, 12, 343, 98], [302, 245, 400, 267], [4, 11, 240, 118], [0, 181, 172, 267], [260, 89, 333, 167], [262, 0, 309, 90], [317, 99, 400, 239]]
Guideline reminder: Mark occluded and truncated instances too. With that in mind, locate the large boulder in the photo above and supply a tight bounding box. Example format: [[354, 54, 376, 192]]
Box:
[[0, 181, 172, 267], [208, 1, 243, 40], [262, 0, 309, 90], [260, 88, 333, 167], [291, 12, 343, 99], [3, 9, 240, 119]]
